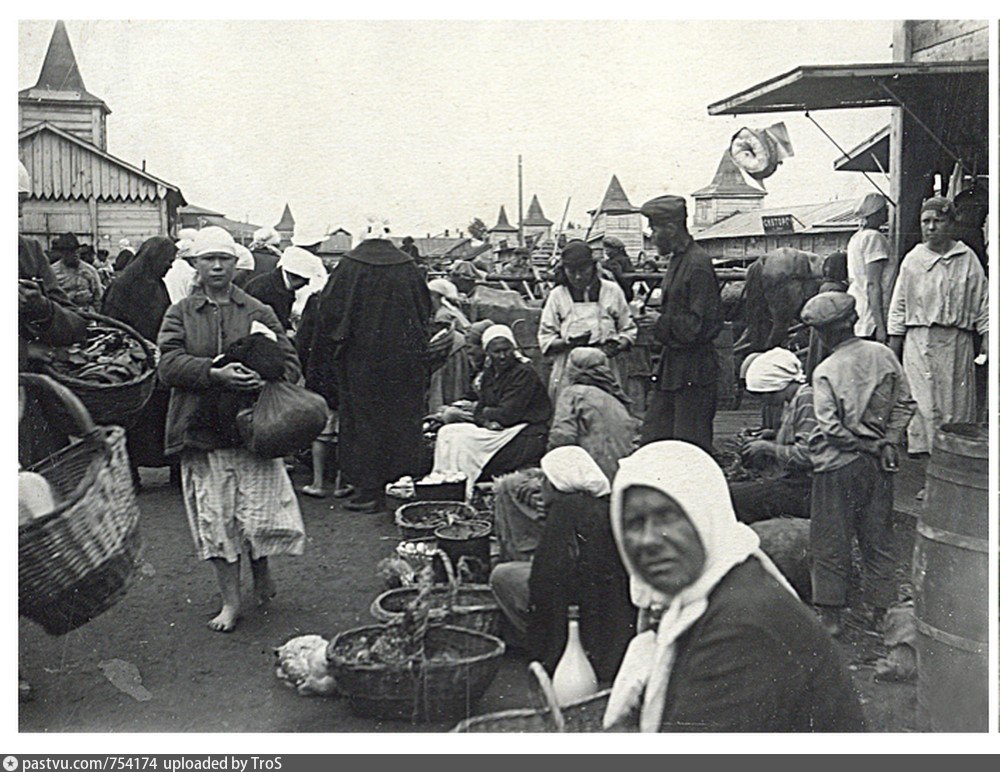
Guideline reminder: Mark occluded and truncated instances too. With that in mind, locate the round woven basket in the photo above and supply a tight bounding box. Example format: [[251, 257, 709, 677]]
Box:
[[395, 500, 477, 540], [326, 624, 506, 723], [39, 311, 158, 428], [18, 374, 143, 635], [370, 584, 500, 636]]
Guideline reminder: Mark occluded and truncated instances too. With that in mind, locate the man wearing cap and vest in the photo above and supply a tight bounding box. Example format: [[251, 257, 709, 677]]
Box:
[[887, 196, 988, 461], [803, 291, 914, 636], [50, 232, 104, 313], [846, 193, 895, 344], [638, 195, 723, 454]]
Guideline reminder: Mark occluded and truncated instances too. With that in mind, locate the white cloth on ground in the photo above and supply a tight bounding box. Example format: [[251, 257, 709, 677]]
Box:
[[603, 441, 795, 732]]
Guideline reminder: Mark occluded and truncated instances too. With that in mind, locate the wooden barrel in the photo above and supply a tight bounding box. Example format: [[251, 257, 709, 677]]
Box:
[[913, 422, 988, 732]]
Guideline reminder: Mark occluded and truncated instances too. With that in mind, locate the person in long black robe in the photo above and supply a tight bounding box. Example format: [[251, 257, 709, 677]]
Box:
[[306, 237, 431, 511], [102, 237, 177, 477]]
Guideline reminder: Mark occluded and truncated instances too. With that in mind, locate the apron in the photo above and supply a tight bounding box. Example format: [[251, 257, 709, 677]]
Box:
[[548, 300, 622, 403], [432, 421, 529, 497]]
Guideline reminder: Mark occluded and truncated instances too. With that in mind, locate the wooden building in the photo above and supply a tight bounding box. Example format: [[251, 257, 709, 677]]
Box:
[[708, 20, 988, 262], [586, 175, 644, 259], [488, 205, 518, 251], [18, 21, 185, 251], [691, 153, 767, 232], [178, 204, 259, 245], [521, 195, 553, 244]]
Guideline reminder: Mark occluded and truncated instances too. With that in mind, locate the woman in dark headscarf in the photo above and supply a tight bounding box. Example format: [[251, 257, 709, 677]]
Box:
[[102, 236, 177, 478], [305, 225, 431, 513], [547, 346, 640, 483]]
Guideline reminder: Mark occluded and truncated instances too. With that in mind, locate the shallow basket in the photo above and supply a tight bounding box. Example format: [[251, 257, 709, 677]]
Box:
[[370, 584, 501, 636], [18, 374, 143, 635], [395, 500, 477, 540], [326, 624, 506, 723], [39, 311, 158, 428], [452, 689, 612, 732]]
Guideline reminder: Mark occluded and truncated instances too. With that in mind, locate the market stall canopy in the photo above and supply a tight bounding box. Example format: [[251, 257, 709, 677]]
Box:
[[707, 60, 988, 115], [834, 125, 890, 173]]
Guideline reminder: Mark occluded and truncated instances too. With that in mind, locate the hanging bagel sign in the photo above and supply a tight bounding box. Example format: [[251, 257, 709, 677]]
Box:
[[729, 122, 795, 182]]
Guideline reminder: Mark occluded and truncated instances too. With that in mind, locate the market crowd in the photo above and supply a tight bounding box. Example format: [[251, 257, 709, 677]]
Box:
[[19, 154, 988, 730]]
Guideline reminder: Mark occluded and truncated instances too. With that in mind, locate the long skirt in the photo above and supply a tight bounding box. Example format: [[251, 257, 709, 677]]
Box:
[[903, 326, 977, 454], [181, 448, 306, 563]]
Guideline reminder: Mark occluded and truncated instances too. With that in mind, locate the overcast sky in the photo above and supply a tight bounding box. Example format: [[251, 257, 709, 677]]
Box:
[[19, 19, 896, 238]]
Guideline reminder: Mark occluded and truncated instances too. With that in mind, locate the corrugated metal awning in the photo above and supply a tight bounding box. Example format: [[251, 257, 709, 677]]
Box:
[[707, 60, 987, 115], [834, 124, 890, 173]]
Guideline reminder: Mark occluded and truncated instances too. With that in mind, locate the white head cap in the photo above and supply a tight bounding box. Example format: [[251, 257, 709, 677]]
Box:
[[188, 226, 239, 259], [279, 246, 326, 279], [253, 226, 282, 246], [234, 244, 256, 271], [363, 217, 391, 241], [428, 278, 461, 303], [291, 223, 327, 248], [177, 227, 199, 242], [18, 161, 30, 194]]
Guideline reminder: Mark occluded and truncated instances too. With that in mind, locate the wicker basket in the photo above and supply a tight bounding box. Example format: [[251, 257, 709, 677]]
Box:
[[395, 500, 477, 540], [453, 662, 614, 732], [39, 311, 158, 428], [370, 585, 501, 636], [326, 624, 506, 723], [18, 374, 143, 635]]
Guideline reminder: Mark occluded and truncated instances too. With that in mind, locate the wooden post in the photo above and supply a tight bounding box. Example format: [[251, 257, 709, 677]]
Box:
[[88, 196, 98, 248]]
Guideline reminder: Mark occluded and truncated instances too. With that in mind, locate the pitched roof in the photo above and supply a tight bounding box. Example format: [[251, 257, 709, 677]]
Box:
[[389, 236, 472, 259], [490, 205, 517, 233], [597, 175, 636, 214], [275, 203, 295, 232], [19, 122, 184, 204], [691, 152, 767, 199], [522, 195, 552, 226], [19, 21, 109, 111], [693, 199, 860, 242], [179, 204, 225, 217]]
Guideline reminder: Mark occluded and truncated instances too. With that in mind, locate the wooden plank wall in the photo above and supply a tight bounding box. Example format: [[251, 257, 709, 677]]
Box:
[[910, 20, 989, 62], [20, 199, 165, 251], [20, 103, 96, 145]]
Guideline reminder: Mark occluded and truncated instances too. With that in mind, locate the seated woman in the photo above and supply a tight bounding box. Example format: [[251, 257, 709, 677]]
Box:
[[427, 278, 472, 413], [603, 441, 864, 732], [491, 447, 635, 681], [431, 324, 552, 494], [548, 347, 640, 482], [730, 347, 816, 523]]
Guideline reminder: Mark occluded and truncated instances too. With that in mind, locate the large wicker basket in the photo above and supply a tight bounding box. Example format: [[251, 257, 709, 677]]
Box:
[[326, 624, 505, 723], [453, 662, 615, 732], [19, 374, 143, 635], [395, 500, 477, 539], [39, 311, 158, 428], [370, 585, 501, 636]]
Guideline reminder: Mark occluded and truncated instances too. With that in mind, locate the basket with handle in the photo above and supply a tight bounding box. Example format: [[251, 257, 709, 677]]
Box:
[[38, 311, 158, 428], [452, 661, 614, 732], [18, 374, 143, 635]]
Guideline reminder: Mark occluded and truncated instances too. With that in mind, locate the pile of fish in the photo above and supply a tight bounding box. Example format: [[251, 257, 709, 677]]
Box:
[[46, 322, 150, 385]]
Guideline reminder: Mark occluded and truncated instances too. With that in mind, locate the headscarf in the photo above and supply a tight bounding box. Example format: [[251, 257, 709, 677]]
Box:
[[278, 246, 325, 279], [744, 347, 805, 393], [738, 351, 762, 381], [102, 237, 175, 341], [481, 324, 530, 364], [540, 446, 611, 497], [467, 319, 494, 348], [565, 346, 631, 405], [234, 244, 255, 271], [561, 239, 595, 268], [429, 278, 471, 330], [603, 441, 795, 732], [920, 196, 955, 219]]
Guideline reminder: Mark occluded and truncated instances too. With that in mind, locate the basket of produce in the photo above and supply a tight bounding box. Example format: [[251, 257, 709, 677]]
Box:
[[395, 537, 447, 581], [38, 312, 158, 428], [452, 662, 615, 732], [414, 472, 468, 502], [395, 500, 477, 540], [327, 623, 505, 723], [18, 374, 143, 636], [371, 585, 500, 636], [434, 520, 492, 584]]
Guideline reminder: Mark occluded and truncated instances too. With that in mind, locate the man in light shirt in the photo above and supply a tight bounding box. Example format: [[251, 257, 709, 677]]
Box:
[[846, 193, 894, 343]]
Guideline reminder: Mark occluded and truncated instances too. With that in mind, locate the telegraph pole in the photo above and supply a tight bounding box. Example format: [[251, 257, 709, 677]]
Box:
[[517, 155, 524, 247]]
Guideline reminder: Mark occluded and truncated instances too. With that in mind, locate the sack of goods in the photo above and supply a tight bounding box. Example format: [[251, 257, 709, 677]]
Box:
[[238, 381, 328, 459]]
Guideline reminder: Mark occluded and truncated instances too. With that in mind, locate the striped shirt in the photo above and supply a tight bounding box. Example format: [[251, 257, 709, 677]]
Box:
[[772, 385, 816, 473]]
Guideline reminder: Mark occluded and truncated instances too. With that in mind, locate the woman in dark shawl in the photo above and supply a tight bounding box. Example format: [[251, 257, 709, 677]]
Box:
[[305, 230, 431, 513], [102, 236, 177, 478]]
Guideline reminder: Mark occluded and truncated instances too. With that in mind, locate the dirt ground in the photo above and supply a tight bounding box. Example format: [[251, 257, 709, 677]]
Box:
[[19, 409, 921, 733]]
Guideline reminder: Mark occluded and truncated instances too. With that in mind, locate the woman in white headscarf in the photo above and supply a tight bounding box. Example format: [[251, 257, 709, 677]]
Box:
[[603, 441, 864, 732], [427, 278, 472, 412], [430, 324, 551, 495], [730, 347, 817, 523]]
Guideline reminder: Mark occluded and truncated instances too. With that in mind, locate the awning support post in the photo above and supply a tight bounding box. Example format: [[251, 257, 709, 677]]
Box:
[[804, 111, 896, 207]]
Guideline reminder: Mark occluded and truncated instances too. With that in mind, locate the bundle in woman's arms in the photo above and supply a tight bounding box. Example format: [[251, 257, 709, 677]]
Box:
[[195, 332, 327, 458]]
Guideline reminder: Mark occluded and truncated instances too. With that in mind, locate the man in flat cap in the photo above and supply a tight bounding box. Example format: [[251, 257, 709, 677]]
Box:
[[846, 193, 894, 344], [638, 194, 722, 453], [50, 231, 104, 313], [601, 235, 634, 302], [803, 291, 914, 637]]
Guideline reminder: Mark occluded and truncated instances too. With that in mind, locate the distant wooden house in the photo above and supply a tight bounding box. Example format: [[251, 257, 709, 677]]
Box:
[[521, 195, 553, 244], [488, 206, 518, 251], [274, 203, 296, 246], [18, 21, 185, 251], [691, 153, 767, 233], [178, 204, 259, 245], [316, 228, 353, 259]]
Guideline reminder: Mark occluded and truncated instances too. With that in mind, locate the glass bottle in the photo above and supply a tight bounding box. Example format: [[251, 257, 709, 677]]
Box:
[[551, 605, 598, 705]]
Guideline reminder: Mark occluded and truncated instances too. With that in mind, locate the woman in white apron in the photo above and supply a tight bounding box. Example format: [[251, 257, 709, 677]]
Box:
[[538, 240, 637, 404]]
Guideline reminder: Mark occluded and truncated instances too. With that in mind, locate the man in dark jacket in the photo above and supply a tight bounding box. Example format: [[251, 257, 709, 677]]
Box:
[[639, 195, 722, 453], [244, 246, 319, 331]]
